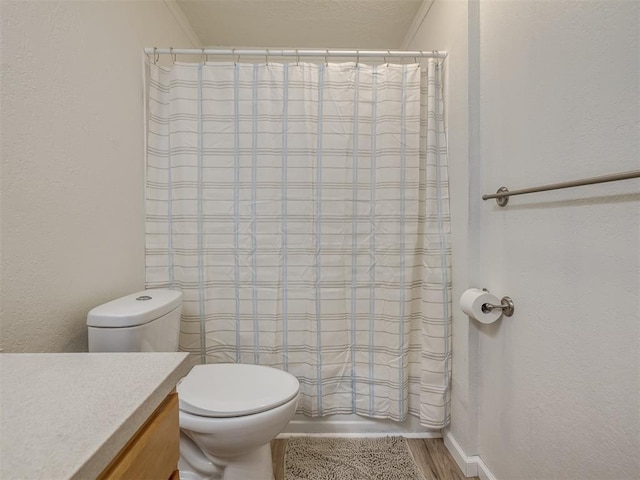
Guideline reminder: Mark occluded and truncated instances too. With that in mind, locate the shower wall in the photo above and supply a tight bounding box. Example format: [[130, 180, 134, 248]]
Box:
[[403, 0, 474, 453], [412, 0, 639, 478], [0, 1, 199, 352]]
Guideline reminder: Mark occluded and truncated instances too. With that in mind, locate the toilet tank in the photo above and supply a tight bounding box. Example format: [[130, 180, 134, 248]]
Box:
[[87, 289, 182, 353]]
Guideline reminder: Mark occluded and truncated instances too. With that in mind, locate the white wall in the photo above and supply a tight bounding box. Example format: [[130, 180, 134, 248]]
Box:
[[473, 0, 639, 478], [404, 0, 476, 454], [410, 0, 639, 477], [0, 1, 199, 352]]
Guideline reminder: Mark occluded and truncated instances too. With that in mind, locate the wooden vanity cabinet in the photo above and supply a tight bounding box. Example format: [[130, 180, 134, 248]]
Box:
[[97, 392, 180, 480]]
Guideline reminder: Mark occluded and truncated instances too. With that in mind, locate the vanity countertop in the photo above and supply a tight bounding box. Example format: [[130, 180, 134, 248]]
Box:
[[0, 352, 191, 480]]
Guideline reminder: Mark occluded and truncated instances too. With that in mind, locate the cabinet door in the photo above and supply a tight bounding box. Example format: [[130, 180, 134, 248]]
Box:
[[98, 393, 179, 480]]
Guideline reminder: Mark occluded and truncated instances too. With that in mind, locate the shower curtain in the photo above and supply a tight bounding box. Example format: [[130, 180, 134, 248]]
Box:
[[145, 59, 451, 428]]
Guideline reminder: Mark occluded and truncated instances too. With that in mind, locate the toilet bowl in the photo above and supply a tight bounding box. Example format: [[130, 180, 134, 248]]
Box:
[[87, 290, 299, 480], [177, 363, 299, 480]]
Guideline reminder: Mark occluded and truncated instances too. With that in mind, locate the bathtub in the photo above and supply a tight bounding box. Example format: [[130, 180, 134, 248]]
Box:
[[278, 413, 441, 438]]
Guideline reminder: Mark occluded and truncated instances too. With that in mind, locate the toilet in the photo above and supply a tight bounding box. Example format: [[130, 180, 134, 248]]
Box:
[[87, 289, 299, 480]]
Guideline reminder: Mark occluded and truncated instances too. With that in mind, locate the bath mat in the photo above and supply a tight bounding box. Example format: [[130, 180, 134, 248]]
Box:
[[284, 437, 426, 480]]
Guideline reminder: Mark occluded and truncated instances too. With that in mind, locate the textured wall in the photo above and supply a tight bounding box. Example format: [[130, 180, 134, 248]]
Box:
[[473, 0, 639, 478], [177, 0, 422, 48], [0, 1, 198, 352], [404, 0, 476, 454]]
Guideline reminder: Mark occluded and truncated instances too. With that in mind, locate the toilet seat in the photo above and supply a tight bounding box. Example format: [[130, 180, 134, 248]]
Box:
[[178, 363, 300, 418]]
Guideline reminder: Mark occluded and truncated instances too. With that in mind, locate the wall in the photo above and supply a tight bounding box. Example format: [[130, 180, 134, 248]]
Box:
[[0, 1, 199, 352], [473, 0, 639, 478], [403, 0, 476, 453], [409, 0, 639, 477], [178, 0, 423, 49]]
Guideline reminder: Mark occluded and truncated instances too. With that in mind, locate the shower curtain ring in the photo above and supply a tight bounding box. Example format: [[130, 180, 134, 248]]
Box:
[[387, 49, 391, 65], [201, 48, 206, 64], [232, 48, 236, 66], [265, 49, 269, 66], [170, 47, 176, 64], [296, 49, 299, 66], [356, 50, 360, 67], [152, 46, 158, 65], [325, 49, 329, 66]]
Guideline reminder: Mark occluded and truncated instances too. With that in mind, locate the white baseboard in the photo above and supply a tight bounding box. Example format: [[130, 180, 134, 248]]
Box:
[[443, 430, 497, 480], [443, 430, 478, 477], [476, 457, 497, 480]]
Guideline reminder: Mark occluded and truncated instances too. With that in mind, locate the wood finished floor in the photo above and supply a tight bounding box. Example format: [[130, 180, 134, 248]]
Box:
[[271, 438, 478, 480]]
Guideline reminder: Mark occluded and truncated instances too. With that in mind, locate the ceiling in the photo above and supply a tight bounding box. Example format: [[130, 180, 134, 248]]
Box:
[[176, 0, 424, 49]]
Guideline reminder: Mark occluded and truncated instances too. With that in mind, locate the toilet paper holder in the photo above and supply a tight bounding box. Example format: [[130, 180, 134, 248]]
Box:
[[481, 289, 515, 317]]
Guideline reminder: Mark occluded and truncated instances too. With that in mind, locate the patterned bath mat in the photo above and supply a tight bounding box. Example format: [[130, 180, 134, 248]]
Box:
[[284, 437, 426, 480]]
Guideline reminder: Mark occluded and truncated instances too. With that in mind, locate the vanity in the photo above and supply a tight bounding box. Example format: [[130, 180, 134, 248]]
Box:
[[0, 352, 191, 479]]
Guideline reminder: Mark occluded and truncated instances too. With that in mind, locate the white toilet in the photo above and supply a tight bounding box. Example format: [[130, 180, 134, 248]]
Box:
[[87, 289, 299, 480]]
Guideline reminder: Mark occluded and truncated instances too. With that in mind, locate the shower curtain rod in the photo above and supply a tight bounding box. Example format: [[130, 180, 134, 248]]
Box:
[[144, 48, 447, 59]]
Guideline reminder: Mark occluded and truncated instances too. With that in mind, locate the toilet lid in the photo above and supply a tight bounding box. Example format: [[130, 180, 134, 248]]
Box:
[[178, 364, 300, 418]]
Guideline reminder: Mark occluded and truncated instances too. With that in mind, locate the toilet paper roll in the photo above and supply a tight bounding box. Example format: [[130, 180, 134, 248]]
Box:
[[460, 288, 503, 324]]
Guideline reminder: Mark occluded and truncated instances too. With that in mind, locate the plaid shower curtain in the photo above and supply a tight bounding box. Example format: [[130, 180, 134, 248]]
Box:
[[145, 59, 451, 428]]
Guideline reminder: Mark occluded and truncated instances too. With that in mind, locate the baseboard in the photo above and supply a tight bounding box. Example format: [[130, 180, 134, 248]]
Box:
[[443, 430, 497, 480], [476, 457, 497, 480], [443, 430, 478, 477]]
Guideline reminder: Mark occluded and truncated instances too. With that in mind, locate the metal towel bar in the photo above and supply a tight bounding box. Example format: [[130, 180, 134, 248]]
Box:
[[483, 169, 640, 206]]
